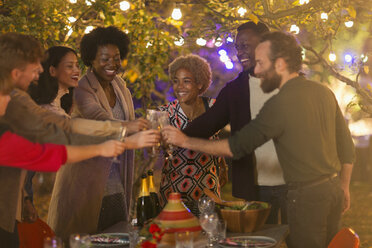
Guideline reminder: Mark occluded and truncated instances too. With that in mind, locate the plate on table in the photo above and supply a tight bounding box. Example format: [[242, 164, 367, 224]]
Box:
[[219, 236, 277, 248], [90, 233, 129, 247]]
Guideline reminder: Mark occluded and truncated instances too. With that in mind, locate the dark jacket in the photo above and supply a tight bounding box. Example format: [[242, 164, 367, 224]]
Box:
[[184, 71, 257, 200]]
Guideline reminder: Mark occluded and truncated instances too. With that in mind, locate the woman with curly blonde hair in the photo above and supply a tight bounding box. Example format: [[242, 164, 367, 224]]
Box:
[[158, 54, 227, 215]]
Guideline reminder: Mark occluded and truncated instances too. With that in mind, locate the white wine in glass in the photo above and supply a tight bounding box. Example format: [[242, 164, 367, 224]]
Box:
[[112, 126, 127, 163]]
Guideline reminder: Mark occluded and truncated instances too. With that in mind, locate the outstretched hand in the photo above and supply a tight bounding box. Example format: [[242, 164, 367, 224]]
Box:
[[99, 140, 126, 157], [161, 126, 188, 148], [125, 129, 161, 149], [125, 118, 150, 134]]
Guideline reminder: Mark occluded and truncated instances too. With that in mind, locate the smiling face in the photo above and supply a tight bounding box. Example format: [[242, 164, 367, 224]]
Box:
[[235, 29, 261, 73], [91, 44, 121, 84], [254, 41, 282, 93], [50, 52, 80, 90], [172, 68, 201, 105]]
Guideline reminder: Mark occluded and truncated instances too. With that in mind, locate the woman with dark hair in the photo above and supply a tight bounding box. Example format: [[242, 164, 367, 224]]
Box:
[[29, 46, 78, 116], [48, 26, 149, 240], [158, 54, 228, 216]]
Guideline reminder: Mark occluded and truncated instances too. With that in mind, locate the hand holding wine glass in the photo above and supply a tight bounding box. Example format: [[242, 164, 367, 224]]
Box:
[[157, 111, 174, 160], [112, 126, 127, 163]]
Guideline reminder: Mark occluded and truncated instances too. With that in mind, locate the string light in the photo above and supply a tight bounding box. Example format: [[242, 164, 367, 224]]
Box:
[[85, 26, 94, 34], [174, 37, 184, 46], [226, 37, 234, 43], [219, 54, 230, 63], [290, 24, 300, 34], [120, 1, 130, 11], [361, 54, 368, 63], [344, 54, 353, 63], [218, 49, 227, 56], [85, 0, 95, 6], [171, 8, 182, 20], [225, 61, 234, 70], [196, 38, 207, 46], [321, 13, 328, 21], [345, 21, 354, 28], [69, 0, 77, 3], [214, 38, 223, 47], [146, 42, 152, 48], [68, 17, 76, 23], [66, 28, 73, 38], [329, 52, 336, 62], [237, 7, 247, 17], [299, 0, 309, 4]]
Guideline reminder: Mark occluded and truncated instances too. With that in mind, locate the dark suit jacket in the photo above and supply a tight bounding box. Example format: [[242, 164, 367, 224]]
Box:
[[184, 71, 257, 200]]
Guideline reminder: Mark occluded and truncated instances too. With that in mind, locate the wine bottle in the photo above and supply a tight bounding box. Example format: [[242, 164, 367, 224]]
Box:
[[136, 173, 154, 227], [147, 169, 161, 216]]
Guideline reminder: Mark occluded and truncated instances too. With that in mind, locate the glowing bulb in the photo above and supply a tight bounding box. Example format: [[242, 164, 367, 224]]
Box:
[[68, 17, 76, 23], [218, 49, 227, 56], [69, 0, 77, 3], [219, 54, 230, 63], [86, 0, 92, 6], [196, 38, 207, 46], [146, 42, 152, 48], [226, 37, 234, 43], [344, 54, 352, 63], [174, 37, 184, 46], [290, 24, 300, 34], [329, 52, 336, 62], [120, 1, 130, 11], [345, 21, 354, 28], [66, 29, 73, 38], [237, 7, 247, 17], [84, 26, 94, 33], [299, 0, 309, 4], [225, 61, 234, 69], [171, 8, 182, 20], [214, 38, 223, 47], [124, 29, 129, 34], [321, 13, 328, 21], [361, 54, 368, 63]]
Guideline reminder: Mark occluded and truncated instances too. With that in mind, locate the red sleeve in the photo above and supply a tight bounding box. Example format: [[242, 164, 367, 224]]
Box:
[[0, 131, 67, 172]]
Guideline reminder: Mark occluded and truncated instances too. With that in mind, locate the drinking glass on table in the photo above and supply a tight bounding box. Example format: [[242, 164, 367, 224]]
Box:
[[69, 233, 91, 248], [112, 125, 127, 163], [43, 236, 62, 248], [199, 212, 218, 247], [157, 111, 174, 160], [198, 195, 215, 216]]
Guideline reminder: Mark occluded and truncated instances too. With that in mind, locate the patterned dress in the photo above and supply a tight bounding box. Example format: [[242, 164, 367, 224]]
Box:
[[159, 98, 221, 215]]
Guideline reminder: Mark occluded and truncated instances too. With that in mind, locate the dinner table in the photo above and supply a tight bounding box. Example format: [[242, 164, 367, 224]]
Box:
[[99, 221, 289, 247]]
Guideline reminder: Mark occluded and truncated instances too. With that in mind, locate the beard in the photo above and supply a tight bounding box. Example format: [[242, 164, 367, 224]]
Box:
[[259, 66, 282, 93]]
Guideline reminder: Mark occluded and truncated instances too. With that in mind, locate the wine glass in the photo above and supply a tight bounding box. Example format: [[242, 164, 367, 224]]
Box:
[[146, 109, 160, 157], [157, 111, 174, 160], [198, 195, 215, 216], [69, 233, 91, 248], [112, 125, 127, 163], [199, 212, 218, 247]]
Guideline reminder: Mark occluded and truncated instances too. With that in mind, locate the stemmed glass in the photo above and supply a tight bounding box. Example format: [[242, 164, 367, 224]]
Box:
[[157, 111, 174, 160], [112, 125, 127, 163], [199, 212, 218, 247], [69, 233, 91, 248], [198, 195, 215, 216]]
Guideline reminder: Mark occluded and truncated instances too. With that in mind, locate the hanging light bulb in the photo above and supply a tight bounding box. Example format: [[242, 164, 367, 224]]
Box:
[[237, 7, 247, 17], [321, 13, 328, 21], [68, 17, 76, 23], [219, 54, 230, 63], [85, 26, 94, 34], [66, 28, 73, 38], [329, 52, 336, 62], [146, 42, 152, 48], [345, 21, 354, 28], [120, 1, 130, 11], [299, 0, 309, 5], [174, 37, 184, 46], [226, 37, 234, 43], [214, 38, 223, 47], [218, 49, 227, 56], [171, 8, 182, 20], [290, 24, 300, 34], [225, 61, 234, 70], [196, 38, 207, 46], [69, 0, 77, 3], [344, 54, 353, 63]]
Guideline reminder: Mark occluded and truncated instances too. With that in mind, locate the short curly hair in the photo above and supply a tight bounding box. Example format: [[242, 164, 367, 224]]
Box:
[[80, 26, 130, 66], [168, 54, 212, 95]]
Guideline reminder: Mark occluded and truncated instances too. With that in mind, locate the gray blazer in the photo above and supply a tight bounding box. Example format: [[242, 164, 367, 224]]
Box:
[[0, 88, 116, 233], [48, 70, 135, 241]]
